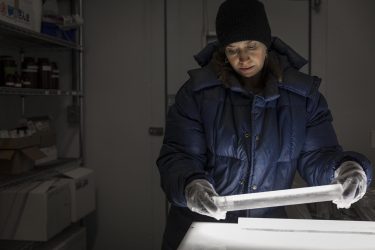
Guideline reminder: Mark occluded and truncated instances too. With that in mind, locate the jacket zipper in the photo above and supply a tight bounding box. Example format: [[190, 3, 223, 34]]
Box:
[[244, 97, 256, 217]]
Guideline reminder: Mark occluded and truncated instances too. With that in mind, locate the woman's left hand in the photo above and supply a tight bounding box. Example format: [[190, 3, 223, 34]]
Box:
[[332, 161, 367, 209]]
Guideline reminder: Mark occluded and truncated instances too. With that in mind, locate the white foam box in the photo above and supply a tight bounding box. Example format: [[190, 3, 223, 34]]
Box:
[[178, 218, 375, 250], [0, 0, 42, 32], [59, 168, 95, 222], [0, 178, 71, 241]]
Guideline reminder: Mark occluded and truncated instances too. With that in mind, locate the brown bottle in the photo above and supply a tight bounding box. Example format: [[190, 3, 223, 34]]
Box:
[[13, 72, 22, 88], [51, 62, 59, 89], [0, 56, 17, 87], [37, 58, 51, 89], [21, 57, 38, 88]]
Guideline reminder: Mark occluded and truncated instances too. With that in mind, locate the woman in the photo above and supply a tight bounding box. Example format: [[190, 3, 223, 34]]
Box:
[[157, 0, 372, 249]]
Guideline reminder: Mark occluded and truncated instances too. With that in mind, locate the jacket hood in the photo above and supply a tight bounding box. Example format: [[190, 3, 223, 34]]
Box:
[[194, 37, 308, 70], [191, 37, 317, 98]]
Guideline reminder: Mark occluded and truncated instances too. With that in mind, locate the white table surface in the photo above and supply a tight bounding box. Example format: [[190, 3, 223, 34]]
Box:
[[178, 218, 375, 250]]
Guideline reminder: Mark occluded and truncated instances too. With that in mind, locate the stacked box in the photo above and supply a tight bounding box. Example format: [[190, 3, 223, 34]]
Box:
[[0, 135, 45, 174], [0, 0, 42, 32], [0, 178, 72, 241]]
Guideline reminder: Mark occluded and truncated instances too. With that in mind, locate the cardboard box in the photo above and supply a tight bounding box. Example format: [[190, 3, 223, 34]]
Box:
[[0, 134, 39, 149], [0, 178, 72, 241], [0, 135, 45, 175], [37, 225, 86, 250], [0, 0, 42, 32], [37, 130, 56, 148], [0, 147, 45, 174], [60, 168, 95, 222], [36, 145, 58, 166]]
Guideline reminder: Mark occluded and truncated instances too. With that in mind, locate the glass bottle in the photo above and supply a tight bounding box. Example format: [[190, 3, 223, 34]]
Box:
[[21, 57, 38, 88], [38, 58, 52, 89], [0, 56, 17, 87], [51, 62, 59, 89]]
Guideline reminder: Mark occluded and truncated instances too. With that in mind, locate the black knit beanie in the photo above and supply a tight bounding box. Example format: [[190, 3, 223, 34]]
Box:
[[215, 0, 272, 48]]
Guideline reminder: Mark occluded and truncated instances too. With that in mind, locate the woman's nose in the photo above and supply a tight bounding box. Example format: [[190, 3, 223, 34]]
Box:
[[238, 50, 249, 61]]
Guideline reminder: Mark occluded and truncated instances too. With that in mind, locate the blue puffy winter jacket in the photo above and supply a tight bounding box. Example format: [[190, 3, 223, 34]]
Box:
[[157, 37, 373, 248]]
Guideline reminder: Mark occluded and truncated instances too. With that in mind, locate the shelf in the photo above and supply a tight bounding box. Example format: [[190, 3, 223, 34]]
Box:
[[0, 87, 83, 96], [0, 240, 36, 250], [0, 158, 80, 190], [0, 20, 82, 51]]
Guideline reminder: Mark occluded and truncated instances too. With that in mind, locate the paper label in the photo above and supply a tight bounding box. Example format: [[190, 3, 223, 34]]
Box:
[[42, 65, 52, 71]]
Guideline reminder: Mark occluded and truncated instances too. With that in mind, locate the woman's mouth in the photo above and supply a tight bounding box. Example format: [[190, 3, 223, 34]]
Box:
[[239, 66, 255, 72]]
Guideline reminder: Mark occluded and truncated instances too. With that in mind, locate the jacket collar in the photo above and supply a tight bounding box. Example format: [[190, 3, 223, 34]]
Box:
[[225, 70, 280, 102], [189, 64, 281, 102]]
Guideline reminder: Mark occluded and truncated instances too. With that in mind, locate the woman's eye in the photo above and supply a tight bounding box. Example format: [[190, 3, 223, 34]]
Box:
[[247, 44, 257, 50], [226, 49, 237, 55]]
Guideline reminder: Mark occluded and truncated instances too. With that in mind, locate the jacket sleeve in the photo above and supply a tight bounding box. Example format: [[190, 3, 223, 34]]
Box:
[[297, 84, 373, 187], [156, 81, 213, 207]]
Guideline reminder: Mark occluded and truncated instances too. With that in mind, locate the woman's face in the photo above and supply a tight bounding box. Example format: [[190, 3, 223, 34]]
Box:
[[225, 40, 267, 78]]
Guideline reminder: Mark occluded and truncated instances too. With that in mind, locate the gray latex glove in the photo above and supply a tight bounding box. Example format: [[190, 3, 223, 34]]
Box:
[[185, 179, 226, 220], [332, 161, 367, 209]]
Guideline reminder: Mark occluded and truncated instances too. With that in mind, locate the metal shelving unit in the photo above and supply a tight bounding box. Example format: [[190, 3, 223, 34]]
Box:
[[0, 1, 86, 248], [0, 0, 84, 182]]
